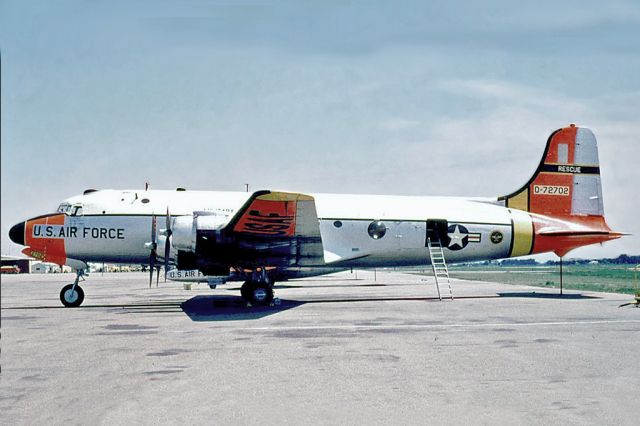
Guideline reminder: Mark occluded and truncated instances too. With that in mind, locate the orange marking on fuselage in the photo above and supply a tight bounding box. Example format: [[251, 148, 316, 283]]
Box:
[[531, 214, 618, 257], [24, 214, 67, 265]]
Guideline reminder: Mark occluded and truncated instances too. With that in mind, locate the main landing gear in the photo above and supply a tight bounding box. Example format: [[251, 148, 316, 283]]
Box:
[[60, 269, 86, 307], [240, 268, 278, 307]]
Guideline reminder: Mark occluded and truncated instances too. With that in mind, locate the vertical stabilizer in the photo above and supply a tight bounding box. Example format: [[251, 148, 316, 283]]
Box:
[[499, 125, 604, 218]]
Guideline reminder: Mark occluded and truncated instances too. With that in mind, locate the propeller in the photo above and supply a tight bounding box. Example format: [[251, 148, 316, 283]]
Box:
[[163, 207, 173, 282], [146, 215, 158, 288]]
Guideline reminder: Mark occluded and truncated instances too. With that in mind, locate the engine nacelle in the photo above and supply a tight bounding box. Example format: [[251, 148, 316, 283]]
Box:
[[171, 213, 231, 252], [171, 216, 196, 251]]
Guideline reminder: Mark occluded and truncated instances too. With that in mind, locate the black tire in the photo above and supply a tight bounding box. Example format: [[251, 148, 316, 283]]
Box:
[[241, 281, 273, 306], [240, 281, 252, 301], [60, 284, 85, 307], [250, 283, 274, 306]]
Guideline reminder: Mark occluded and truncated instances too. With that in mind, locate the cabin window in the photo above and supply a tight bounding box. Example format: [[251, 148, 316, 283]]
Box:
[[333, 220, 343, 228], [367, 221, 386, 240], [141, 198, 150, 204]]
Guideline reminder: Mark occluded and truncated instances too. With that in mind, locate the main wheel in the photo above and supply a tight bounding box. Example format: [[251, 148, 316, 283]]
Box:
[[60, 284, 85, 307], [250, 283, 274, 306], [241, 281, 274, 306], [240, 281, 253, 301]]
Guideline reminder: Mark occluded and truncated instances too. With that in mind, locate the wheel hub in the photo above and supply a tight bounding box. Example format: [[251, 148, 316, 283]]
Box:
[[253, 288, 267, 302], [64, 289, 78, 303]]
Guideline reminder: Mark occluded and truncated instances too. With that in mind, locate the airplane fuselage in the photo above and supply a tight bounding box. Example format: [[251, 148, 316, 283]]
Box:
[[15, 188, 587, 269]]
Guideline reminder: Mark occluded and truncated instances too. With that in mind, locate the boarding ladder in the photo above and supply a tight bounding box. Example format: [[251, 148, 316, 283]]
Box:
[[427, 237, 453, 300]]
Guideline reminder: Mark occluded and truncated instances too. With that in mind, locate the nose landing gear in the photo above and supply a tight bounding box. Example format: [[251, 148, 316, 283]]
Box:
[[60, 269, 86, 307]]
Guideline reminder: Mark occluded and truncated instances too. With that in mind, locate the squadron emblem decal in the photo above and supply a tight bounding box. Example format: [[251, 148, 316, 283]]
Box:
[[490, 230, 504, 244], [445, 224, 481, 251]]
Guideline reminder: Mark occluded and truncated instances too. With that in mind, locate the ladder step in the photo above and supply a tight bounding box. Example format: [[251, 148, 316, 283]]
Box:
[[427, 238, 453, 301]]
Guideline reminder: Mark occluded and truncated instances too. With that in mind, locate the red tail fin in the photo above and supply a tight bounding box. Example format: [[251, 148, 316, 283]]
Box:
[[499, 124, 604, 218], [499, 125, 626, 257]]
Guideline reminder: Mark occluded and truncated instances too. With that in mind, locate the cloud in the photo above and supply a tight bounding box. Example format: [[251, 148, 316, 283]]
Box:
[[438, 79, 588, 113], [379, 118, 421, 131]]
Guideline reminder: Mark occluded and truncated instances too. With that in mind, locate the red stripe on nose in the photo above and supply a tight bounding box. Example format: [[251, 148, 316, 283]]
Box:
[[23, 214, 67, 265]]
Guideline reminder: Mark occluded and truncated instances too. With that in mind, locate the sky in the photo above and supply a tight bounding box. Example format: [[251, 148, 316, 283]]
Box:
[[1, 0, 639, 259]]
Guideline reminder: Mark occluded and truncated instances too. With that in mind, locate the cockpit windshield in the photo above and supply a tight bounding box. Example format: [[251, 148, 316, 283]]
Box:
[[57, 203, 83, 216]]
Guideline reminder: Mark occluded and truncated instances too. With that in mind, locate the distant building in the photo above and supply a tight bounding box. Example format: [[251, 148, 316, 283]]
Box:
[[30, 262, 49, 274], [1, 256, 73, 274], [1, 255, 34, 274], [30, 262, 72, 273]]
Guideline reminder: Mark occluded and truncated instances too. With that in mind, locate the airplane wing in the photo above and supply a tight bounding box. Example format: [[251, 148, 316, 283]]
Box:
[[228, 191, 319, 239], [203, 191, 325, 269]]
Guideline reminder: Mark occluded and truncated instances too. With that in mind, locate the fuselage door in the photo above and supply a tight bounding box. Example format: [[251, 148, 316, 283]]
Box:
[[426, 219, 448, 246]]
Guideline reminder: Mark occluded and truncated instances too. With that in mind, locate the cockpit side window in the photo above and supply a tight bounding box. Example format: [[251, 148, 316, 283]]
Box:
[[57, 203, 83, 216], [57, 203, 71, 214]]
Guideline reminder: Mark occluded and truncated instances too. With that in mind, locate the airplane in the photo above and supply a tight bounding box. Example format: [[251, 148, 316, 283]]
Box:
[[8, 124, 624, 307]]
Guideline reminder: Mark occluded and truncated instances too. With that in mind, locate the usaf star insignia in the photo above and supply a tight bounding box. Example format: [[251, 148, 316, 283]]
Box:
[[446, 224, 469, 251], [445, 224, 481, 251]]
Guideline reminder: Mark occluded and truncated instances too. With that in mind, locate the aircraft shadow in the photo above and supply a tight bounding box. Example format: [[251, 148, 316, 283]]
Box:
[[497, 292, 600, 300], [180, 295, 304, 322], [179, 294, 514, 322]]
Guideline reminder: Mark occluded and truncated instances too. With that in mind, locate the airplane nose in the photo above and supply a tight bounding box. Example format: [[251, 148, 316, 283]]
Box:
[[9, 222, 25, 246]]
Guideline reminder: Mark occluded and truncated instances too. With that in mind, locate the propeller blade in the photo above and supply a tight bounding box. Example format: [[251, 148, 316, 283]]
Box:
[[164, 243, 171, 282], [156, 266, 160, 287], [149, 252, 156, 287], [149, 215, 158, 288], [165, 207, 172, 236], [151, 214, 157, 245], [164, 208, 172, 282]]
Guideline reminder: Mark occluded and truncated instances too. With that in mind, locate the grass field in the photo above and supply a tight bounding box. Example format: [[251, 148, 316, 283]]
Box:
[[440, 264, 640, 295]]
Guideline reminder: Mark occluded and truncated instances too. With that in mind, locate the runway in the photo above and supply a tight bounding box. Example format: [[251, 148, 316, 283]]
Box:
[[1, 270, 638, 425]]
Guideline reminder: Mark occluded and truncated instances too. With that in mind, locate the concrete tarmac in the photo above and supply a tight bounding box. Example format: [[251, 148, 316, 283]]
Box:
[[1, 270, 639, 425]]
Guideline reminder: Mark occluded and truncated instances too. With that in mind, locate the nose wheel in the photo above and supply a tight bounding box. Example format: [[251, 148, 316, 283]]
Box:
[[60, 284, 85, 307], [60, 269, 86, 307]]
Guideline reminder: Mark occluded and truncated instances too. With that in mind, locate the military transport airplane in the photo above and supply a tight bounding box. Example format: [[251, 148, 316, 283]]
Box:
[[9, 125, 623, 307]]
